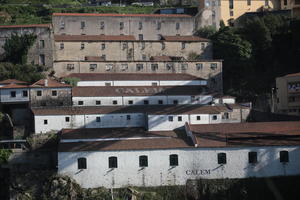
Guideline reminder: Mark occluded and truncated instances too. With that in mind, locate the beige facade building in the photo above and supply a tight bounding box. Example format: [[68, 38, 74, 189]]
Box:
[[275, 72, 300, 116], [280, 0, 300, 16], [199, 0, 281, 26]]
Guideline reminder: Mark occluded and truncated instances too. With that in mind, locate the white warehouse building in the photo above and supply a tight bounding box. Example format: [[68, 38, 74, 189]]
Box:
[[58, 121, 300, 188]]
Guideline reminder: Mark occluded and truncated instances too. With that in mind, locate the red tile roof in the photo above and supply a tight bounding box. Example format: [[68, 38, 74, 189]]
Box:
[[31, 79, 71, 88], [54, 35, 136, 42], [0, 24, 50, 29], [53, 13, 192, 18], [0, 79, 28, 85], [31, 104, 242, 116], [190, 121, 300, 148], [0, 83, 29, 89], [65, 73, 204, 81], [72, 86, 206, 97], [162, 35, 210, 42], [285, 72, 300, 77]]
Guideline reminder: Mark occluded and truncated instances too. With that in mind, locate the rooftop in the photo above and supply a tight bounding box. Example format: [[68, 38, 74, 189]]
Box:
[[53, 13, 192, 18], [31, 79, 71, 88], [64, 73, 204, 81], [31, 104, 245, 116], [189, 121, 300, 148], [0, 79, 28, 85], [284, 72, 300, 77], [0, 83, 29, 89], [72, 86, 207, 97]]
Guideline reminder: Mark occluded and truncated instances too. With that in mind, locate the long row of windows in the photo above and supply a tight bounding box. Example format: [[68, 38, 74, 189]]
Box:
[[76, 99, 182, 106], [65, 63, 217, 72], [77, 151, 290, 170], [9, 90, 62, 98], [61, 21, 182, 31], [59, 42, 206, 51], [9, 90, 28, 98]]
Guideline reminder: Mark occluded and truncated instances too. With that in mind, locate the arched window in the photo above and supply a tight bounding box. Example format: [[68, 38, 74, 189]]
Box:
[[169, 154, 178, 166], [109, 156, 118, 168], [139, 155, 148, 167], [77, 157, 87, 169], [280, 151, 289, 163], [217, 153, 226, 164]]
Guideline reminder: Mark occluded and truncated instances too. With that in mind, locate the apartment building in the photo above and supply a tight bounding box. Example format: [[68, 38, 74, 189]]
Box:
[[280, 0, 300, 16], [275, 72, 300, 116]]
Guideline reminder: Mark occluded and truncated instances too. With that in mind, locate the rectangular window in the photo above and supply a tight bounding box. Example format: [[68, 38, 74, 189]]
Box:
[[78, 157, 87, 169], [168, 116, 173, 122], [39, 40, 45, 48], [60, 43, 64, 50], [81, 21, 85, 29], [170, 154, 178, 166], [126, 115, 131, 120], [139, 155, 148, 167], [201, 43, 205, 50], [60, 21, 65, 29], [280, 151, 289, 163], [284, 0, 287, 6], [247, 0, 251, 5], [248, 152, 257, 164], [101, 55, 106, 60], [37, 90, 42, 96], [144, 100, 149, 105], [90, 64, 97, 71], [52, 90, 57, 96], [100, 21, 105, 29], [152, 82, 158, 86], [96, 117, 101, 122], [212, 115, 218, 120], [81, 43, 85, 49], [139, 22, 143, 30], [211, 63, 217, 70], [22, 90, 28, 97], [67, 64, 74, 71], [265, 0, 269, 6], [157, 22, 161, 30], [218, 153, 226, 164], [181, 64, 188, 70], [10, 91, 16, 98], [173, 100, 178, 104], [109, 156, 118, 168], [96, 100, 101, 105], [197, 116, 201, 120], [65, 117, 70, 122], [113, 100, 118, 105], [141, 42, 145, 49], [121, 64, 128, 71], [136, 64, 143, 71], [161, 42, 165, 50], [166, 63, 174, 70], [158, 100, 163, 104], [151, 64, 158, 71], [120, 22, 124, 30], [101, 43, 105, 50], [139, 34, 143, 41], [78, 101, 84, 105], [178, 116, 182, 121], [181, 42, 186, 49], [142, 55, 146, 61], [44, 119, 48, 125], [128, 100, 133, 105], [39, 54, 45, 66], [176, 22, 180, 30], [229, 0, 233, 9], [105, 82, 111, 86], [196, 63, 203, 70], [122, 42, 128, 50]]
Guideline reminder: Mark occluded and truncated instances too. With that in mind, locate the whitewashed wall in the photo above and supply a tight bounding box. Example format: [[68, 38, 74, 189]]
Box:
[[0, 88, 29, 103], [58, 146, 300, 188], [73, 97, 123, 106], [34, 113, 144, 133], [77, 80, 207, 87]]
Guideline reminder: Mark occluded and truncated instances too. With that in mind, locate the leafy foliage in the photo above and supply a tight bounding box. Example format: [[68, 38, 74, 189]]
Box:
[[0, 62, 46, 83], [195, 25, 216, 38], [62, 77, 80, 87], [3, 33, 36, 64], [0, 149, 12, 164]]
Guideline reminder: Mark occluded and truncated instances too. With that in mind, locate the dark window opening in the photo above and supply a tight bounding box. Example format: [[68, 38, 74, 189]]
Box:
[[37, 90, 42, 96], [280, 151, 289, 163], [173, 100, 178, 105], [197, 116, 201, 120], [168, 116, 173, 122], [96, 100, 101, 105], [96, 117, 101, 122], [52, 90, 57, 96], [178, 116, 182, 121], [113, 100, 118, 105], [248, 152, 257, 164], [23, 90, 28, 97], [10, 91, 16, 98], [109, 156, 118, 168], [158, 100, 163, 104], [65, 117, 70, 122], [126, 115, 131, 120], [44, 119, 48, 125], [144, 100, 149, 105], [78, 101, 84, 105], [78, 157, 87, 169], [170, 154, 178, 166], [218, 153, 226, 164], [128, 100, 133, 105], [139, 155, 148, 167]]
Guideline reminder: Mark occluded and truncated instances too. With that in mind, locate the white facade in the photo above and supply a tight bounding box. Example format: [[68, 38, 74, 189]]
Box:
[[72, 95, 213, 106], [58, 146, 300, 188], [147, 114, 221, 131], [77, 80, 207, 87], [34, 113, 145, 134], [0, 88, 29, 103]]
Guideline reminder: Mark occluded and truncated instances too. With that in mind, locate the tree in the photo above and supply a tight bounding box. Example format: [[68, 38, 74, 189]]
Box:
[[3, 33, 36, 64], [195, 26, 216, 39]]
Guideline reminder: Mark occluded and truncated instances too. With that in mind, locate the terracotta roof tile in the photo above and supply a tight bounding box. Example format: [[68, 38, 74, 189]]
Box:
[[72, 86, 207, 97], [190, 121, 300, 148], [284, 72, 300, 77], [53, 13, 192, 18], [65, 73, 204, 81], [0, 79, 28, 85], [162, 35, 210, 42], [31, 104, 235, 116], [54, 35, 136, 42], [31, 79, 71, 88], [0, 83, 29, 89], [0, 24, 50, 29]]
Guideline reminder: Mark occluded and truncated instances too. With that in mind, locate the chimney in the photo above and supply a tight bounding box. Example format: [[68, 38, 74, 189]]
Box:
[[45, 79, 48, 87]]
